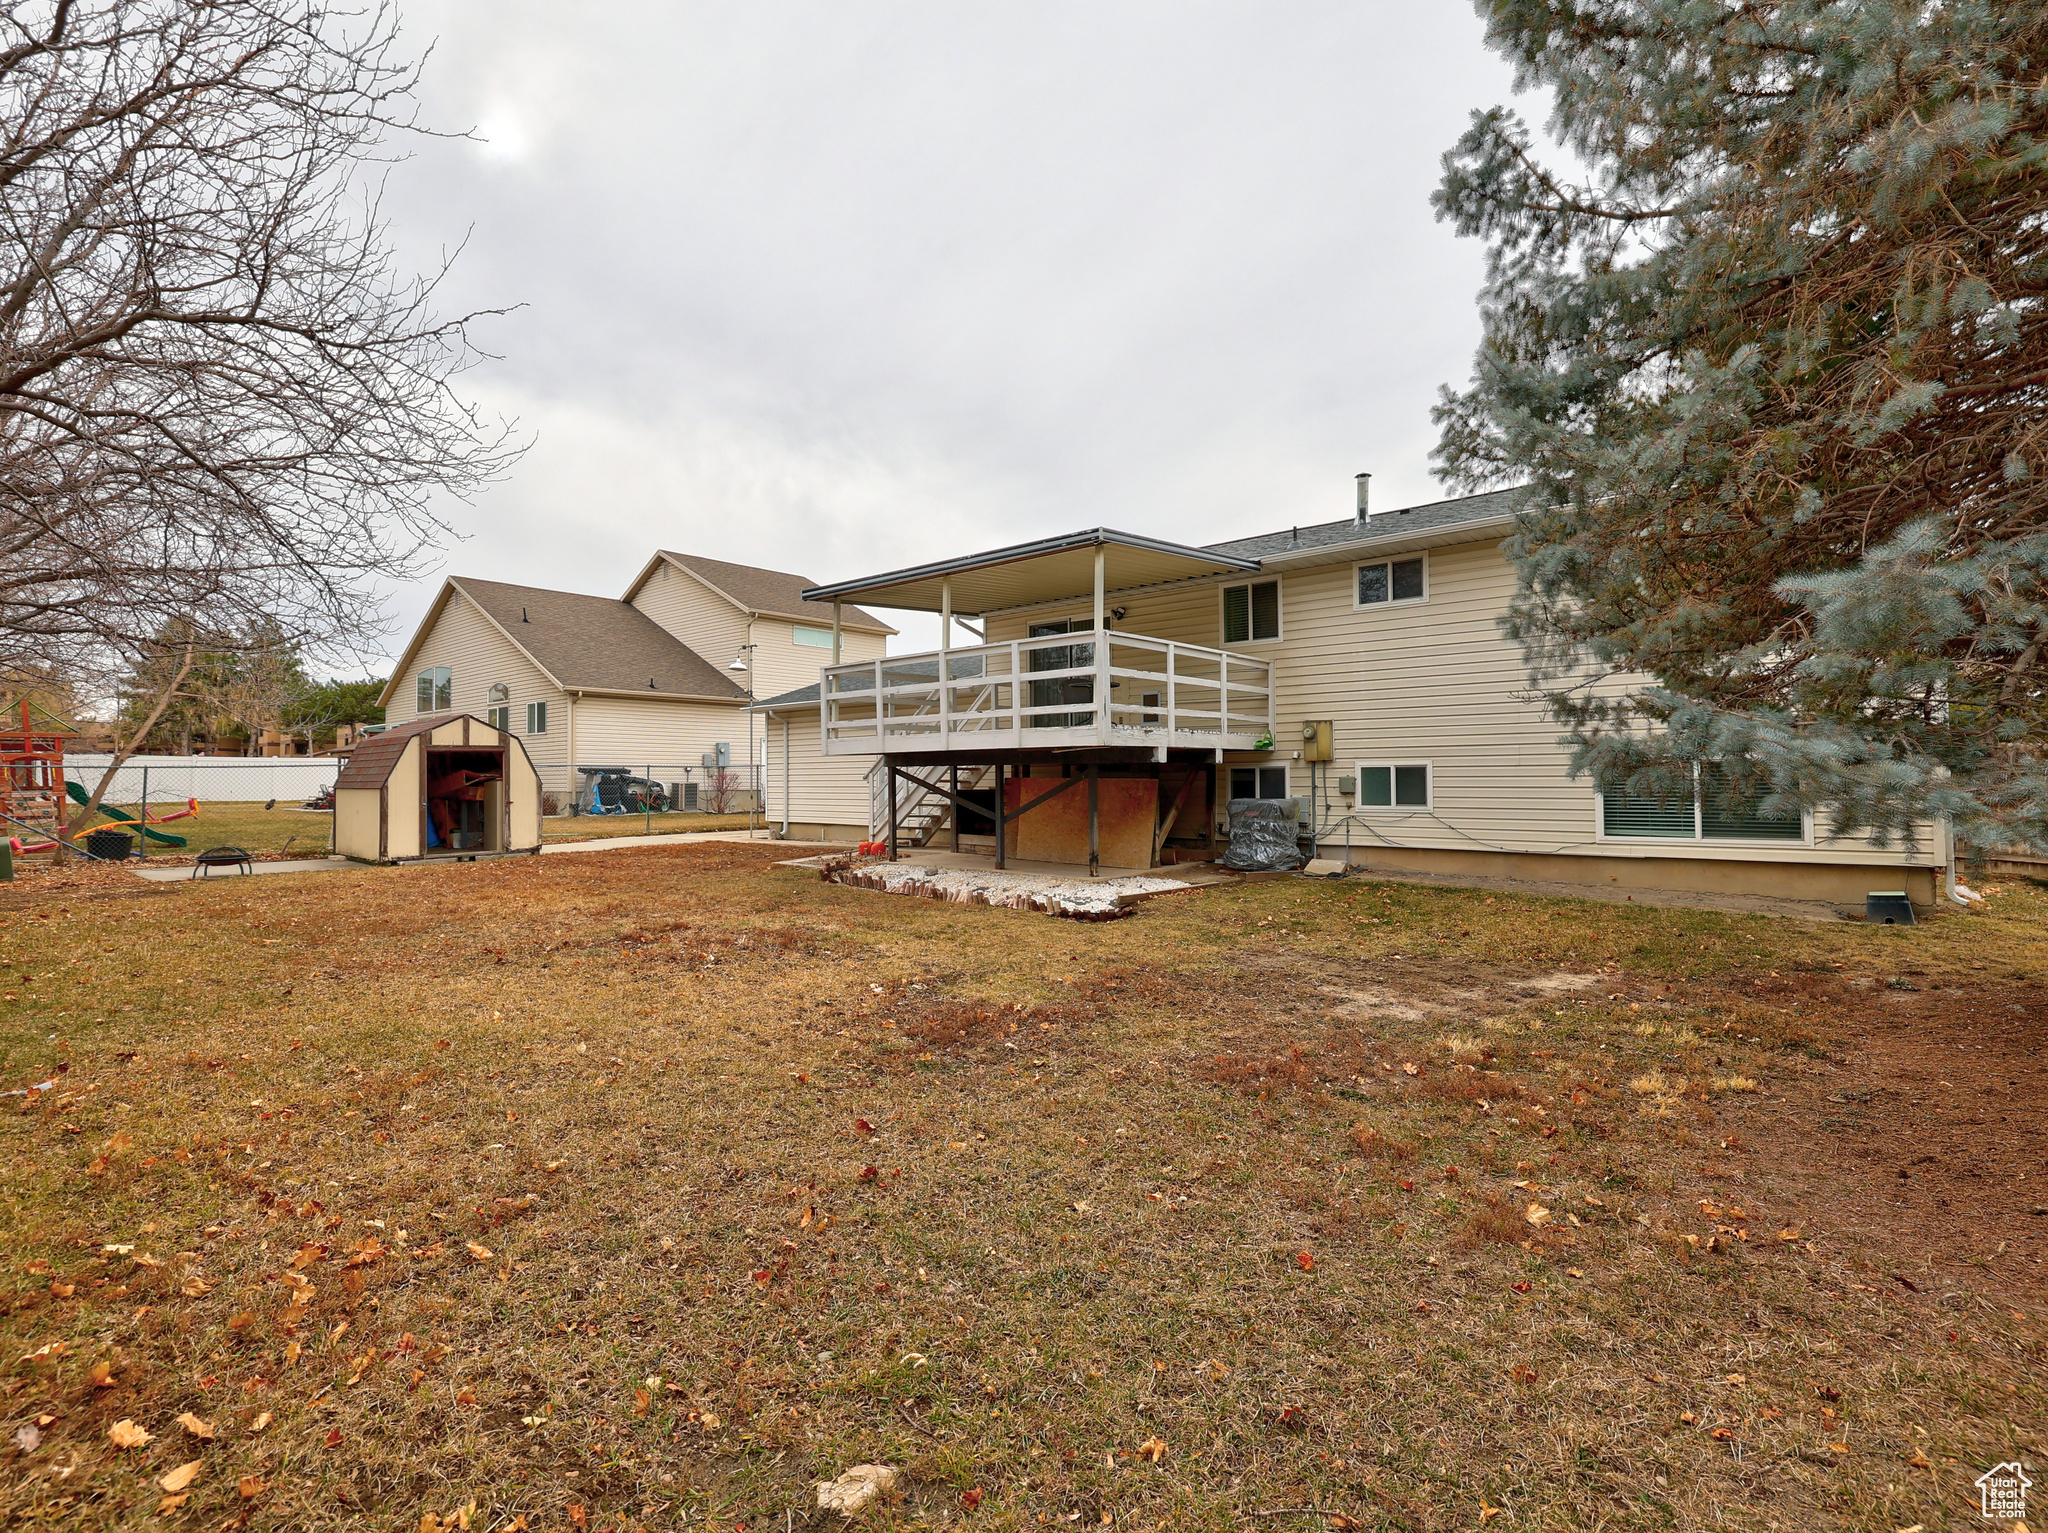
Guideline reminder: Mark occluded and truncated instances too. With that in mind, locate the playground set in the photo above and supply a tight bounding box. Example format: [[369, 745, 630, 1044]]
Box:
[[0, 697, 199, 860]]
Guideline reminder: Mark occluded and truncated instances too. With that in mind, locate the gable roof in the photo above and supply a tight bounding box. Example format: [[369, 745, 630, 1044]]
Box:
[[452, 577, 749, 700], [639, 551, 894, 634], [378, 577, 750, 707]]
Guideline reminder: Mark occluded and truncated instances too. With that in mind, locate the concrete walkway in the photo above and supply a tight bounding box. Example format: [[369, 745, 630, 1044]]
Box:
[[125, 829, 853, 882], [130, 856, 357, 883], [540, 830, 848, 855]]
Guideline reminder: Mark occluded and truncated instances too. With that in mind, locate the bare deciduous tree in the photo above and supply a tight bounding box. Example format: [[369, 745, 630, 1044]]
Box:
[[0, 0, 521, 845]]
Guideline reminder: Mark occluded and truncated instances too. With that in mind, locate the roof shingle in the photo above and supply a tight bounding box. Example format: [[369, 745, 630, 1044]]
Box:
[[657, 552, 894, 634], [452, 578, 748, 700]]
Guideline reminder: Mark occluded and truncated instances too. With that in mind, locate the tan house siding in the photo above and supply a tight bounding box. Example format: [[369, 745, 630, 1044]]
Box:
[[629, 561, 887, 705], [628, 562, 749, 683], [984, 534, 1936, 878], [384, 589, 567, 772], [759, 706, 869, 839], [565, 694, 748, 776]]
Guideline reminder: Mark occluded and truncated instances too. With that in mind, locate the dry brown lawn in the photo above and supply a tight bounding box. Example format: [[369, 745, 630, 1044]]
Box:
[[0, 846, 2042, 1531]]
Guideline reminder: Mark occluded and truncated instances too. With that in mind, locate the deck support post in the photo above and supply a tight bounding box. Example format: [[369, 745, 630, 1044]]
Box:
[[993, 761, 1005, 869], [949, 764, 959, 852], [939, 579, 952, 751], [1092, 546, 1107, 744], [831, 600, 842, 665], [1087, 763, 1099, 878], [886, 758, 899, 861]]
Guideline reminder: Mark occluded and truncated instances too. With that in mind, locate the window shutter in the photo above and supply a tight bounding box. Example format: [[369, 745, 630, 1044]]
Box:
[[1601, 790, 1696, 838], [1251, 580, 1280, 640], [1223, 585, 1250, 644]]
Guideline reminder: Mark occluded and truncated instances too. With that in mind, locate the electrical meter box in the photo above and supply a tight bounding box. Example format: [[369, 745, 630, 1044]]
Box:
[[1301, 719, 1334, 763]]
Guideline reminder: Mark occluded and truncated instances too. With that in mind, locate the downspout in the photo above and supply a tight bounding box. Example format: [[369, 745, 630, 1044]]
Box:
[[565, 690, 577, 814]]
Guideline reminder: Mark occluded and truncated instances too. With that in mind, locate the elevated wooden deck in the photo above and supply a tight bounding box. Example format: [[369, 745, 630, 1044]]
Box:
[[820, 632, 1273, 758]]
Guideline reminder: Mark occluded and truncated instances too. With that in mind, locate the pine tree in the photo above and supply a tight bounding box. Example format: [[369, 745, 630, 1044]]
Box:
[[1434, 1, 2048, 852]]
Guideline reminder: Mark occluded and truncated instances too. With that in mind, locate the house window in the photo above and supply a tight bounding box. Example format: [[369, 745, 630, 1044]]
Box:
[[526, 701, 548, 735], [1357, 762, 1430, 809], [793, 625, 834, 648], [1230, 766, 1289, 800], [1357, 555, 1426, 607], [416, 666, 451, 712], [1599, 765, 1805, 842], [1141, 690, 1161, 725], [1222, 579, 1280, 643], [485, 684, 510, 733], [486, 706, 510, 732]]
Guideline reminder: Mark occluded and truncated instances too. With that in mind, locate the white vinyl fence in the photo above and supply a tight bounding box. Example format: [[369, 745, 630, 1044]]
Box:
[[65, 754, 339, 807]]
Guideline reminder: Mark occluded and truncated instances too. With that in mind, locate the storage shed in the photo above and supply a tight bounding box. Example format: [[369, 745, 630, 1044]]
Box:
[[332, 713, 543, 863]]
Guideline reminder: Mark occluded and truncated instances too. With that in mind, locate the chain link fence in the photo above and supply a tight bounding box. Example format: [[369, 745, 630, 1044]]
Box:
[[65, 754, 340, 807], [537, 763, 763, 828]]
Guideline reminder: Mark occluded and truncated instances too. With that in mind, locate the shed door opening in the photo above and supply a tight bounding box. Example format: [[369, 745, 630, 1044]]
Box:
[[426, 747, 505, 853]]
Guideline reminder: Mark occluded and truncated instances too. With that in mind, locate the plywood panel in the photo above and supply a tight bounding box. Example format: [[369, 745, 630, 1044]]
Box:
[[385, 739, 422, 858], [1006, 775, 1157, 868], [333, 789, 381, 861]]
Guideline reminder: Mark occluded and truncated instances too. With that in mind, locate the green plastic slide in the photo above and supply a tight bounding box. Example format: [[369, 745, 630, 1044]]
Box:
[[65, 782, 189, 846]]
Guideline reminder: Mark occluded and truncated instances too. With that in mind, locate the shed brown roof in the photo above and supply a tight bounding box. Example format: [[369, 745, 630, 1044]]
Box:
[[452, 577, 749, 700], [656, 552, 894, 634]]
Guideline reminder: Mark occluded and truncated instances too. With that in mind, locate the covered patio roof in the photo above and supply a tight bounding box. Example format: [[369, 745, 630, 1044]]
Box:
[[801, 529, 1260, 616]]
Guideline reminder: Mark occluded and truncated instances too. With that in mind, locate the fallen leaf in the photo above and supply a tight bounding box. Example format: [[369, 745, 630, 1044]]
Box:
[[1525, 1203, 1552, 1227], [1711, 1427, 1735, 1442], [324, 1427, 343, 1447], [568, 1506, 587, 1528], [174, 1411, 214, 1440], [961, 1487, 984, 1509], [1136, 1437, 1167, 1463], [854, 1118, 876, 1135], [180, 1275, 212, 1297], [1509, 1364, 1537, 1385], [239, 1475, 265, 1499], [11, 1424, 39, 1453], [159, 1460, 203, 1494], [1295, 1251, 1314, 1272], [87, 1360, 116, 1388], [156, 1495, 189, 1514], [1511, 1281, 1532, 1296], [632, 1388, 650, 1417], [1401, 1062, 1419, 1076], [48, 1282, 74, 1298], [108, 1419, 152, 1449], [465, 1241, 492, 1261]]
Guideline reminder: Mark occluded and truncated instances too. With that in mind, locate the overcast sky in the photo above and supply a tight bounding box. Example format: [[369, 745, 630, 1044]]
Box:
[[374, 2, 1522, 663]]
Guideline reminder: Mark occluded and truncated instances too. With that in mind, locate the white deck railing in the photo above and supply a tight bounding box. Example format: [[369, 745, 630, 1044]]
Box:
[[822, 632, 1273, 756]]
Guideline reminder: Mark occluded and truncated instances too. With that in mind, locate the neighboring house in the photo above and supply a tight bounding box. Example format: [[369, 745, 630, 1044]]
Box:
[[379, 556, 892, 813], [761, 483, 1948, 906]]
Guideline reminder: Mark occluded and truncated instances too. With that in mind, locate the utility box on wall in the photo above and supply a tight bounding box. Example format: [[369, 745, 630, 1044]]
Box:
[[1301, 719, 1334, 763]]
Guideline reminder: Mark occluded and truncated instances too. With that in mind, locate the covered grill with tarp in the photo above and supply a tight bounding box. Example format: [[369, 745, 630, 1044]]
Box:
[[331, 713, 542, 863]]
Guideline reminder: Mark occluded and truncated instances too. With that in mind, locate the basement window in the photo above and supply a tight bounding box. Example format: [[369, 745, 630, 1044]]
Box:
[[1598, 765, 1806, 842], [1230, 766, 1290, 800], [1357, 762, 1430, 809]]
